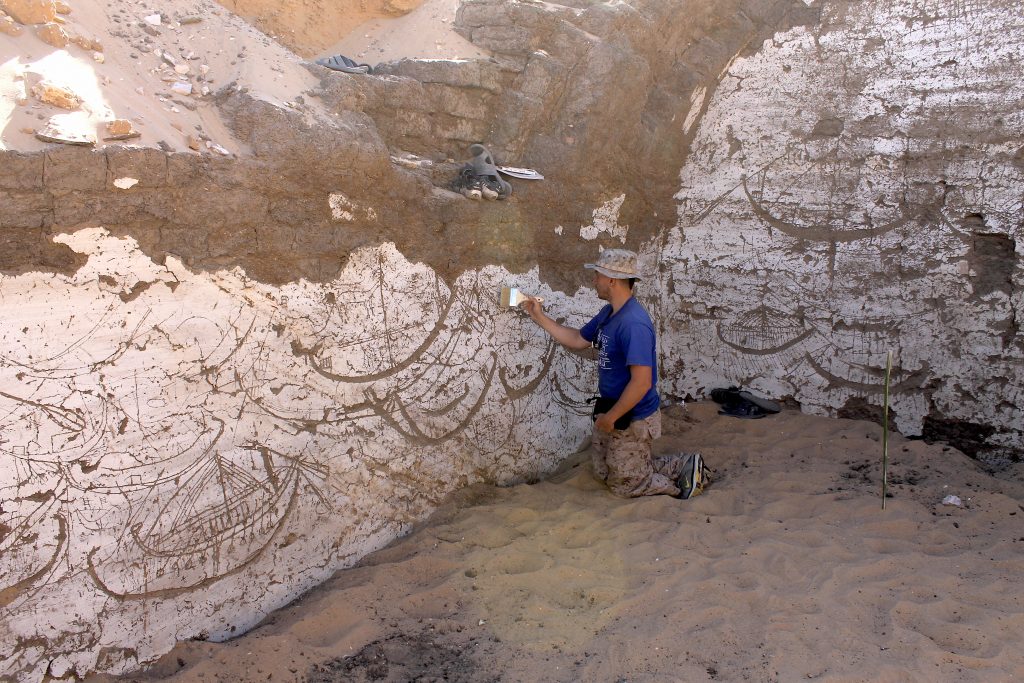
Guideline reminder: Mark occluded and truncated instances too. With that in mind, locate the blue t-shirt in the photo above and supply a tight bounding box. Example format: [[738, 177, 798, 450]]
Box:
[[579, 297, 659, 420]]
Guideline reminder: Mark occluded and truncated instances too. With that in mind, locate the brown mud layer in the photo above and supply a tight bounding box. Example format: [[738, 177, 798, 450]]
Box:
[[2, 0, 818, 292]]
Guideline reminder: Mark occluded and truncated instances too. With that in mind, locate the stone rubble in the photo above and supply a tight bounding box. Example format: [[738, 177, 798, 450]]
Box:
[[35, 113, 95, 144], [0, 11, 24, 35], [1, 0, 319, 155], [1, 0, 57, 25], [103, 118, 140, 140], [30, 79, 80, 109], [35, 19, 67, 46]]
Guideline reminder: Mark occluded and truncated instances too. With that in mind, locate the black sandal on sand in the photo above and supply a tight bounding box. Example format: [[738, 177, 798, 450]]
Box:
[[710, 386, 780, 418], [717, 402, 767, 419], [737, 390, 781, 414]]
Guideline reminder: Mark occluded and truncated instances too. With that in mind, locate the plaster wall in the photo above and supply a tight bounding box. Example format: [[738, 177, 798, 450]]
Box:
[[0, 227, 602, 680], [662, 0, 1023, 457]]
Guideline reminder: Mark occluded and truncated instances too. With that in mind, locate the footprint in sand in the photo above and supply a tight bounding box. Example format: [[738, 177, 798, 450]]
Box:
[[894, 600, 1005, 659]]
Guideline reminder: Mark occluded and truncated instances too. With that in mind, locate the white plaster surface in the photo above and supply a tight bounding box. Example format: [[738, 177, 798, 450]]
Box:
[[0, 229, 602, 680], [579, 193, 628, 243], [661, 0, 1023, 450]]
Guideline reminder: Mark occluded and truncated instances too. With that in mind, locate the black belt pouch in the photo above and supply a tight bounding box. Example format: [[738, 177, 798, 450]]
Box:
[[589, 396, 633, 430]]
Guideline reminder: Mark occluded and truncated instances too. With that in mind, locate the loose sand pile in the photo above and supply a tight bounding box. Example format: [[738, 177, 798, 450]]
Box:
[[320, 0, 486, 65], [96, 402, 1024, 682], [221, 0, 483, 61]]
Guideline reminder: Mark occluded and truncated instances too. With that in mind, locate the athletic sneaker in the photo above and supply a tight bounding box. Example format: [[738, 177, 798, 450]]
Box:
[[480, 178, 499, 200], [461, 178, 483, 200]]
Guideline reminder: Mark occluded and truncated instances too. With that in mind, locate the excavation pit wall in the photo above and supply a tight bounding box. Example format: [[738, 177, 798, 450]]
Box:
[[2, 0, 1024, 679]]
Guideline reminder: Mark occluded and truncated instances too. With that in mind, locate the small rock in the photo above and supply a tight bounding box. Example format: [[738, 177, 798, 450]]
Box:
[[36, 115, 95, 145], [1, 15, 24, 36], [36, 21, 68, 47], [72, 34, 102, 51], [103, 118, 141, 140], [142, 13, 161, 26], [113, 177, 139, 190], [207, 141, 230, 156], [186, 134, 201, 150], [106, 119, 133, 136], [942, 495, 963, 507], [174, 63, 189, 75], [93, 51, 104, 63], [170, 81, 192, 95], [54, 0, 70, 14], [31, 81, 80, 109], [179, 15, 202, 25], [3, 0, 57, 25], [11, 81, 28, 105]]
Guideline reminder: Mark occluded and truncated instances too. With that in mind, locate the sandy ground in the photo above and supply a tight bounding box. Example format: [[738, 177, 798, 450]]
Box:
[[92, 401, 1024, 683], [219, 0, 427, 58], [320, 0, 487, 66], [0, 0, 322, 154], [0, 0, 477, 154]]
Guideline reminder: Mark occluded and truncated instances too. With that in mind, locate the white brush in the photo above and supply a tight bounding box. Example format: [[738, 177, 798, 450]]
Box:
[[499, 287, 543, 307]]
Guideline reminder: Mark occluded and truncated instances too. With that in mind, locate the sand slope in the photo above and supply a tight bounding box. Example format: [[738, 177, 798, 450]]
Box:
[[1, 0, 324, 153], [219, 0, 425, 58], [103, 402, 1024, 683], [319, 0, 486, 65]]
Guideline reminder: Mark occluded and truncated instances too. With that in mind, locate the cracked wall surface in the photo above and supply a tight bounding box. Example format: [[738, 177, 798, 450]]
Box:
[[0, 227, 604, 680], [661, 0, 1023, 459]]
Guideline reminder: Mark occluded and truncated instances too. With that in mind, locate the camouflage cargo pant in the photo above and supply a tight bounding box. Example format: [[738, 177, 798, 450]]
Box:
[[592, 411, 692, 498]]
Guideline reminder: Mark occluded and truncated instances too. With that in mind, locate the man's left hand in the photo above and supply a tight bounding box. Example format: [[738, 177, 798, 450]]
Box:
[[594, 413, 616, 433]]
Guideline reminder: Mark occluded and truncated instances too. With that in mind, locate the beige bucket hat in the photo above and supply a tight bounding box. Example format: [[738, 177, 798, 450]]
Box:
[[584, 249, 641, 280]]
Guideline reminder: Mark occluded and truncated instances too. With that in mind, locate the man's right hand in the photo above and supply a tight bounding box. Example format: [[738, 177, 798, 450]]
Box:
[[519, 297, 543, 318]]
